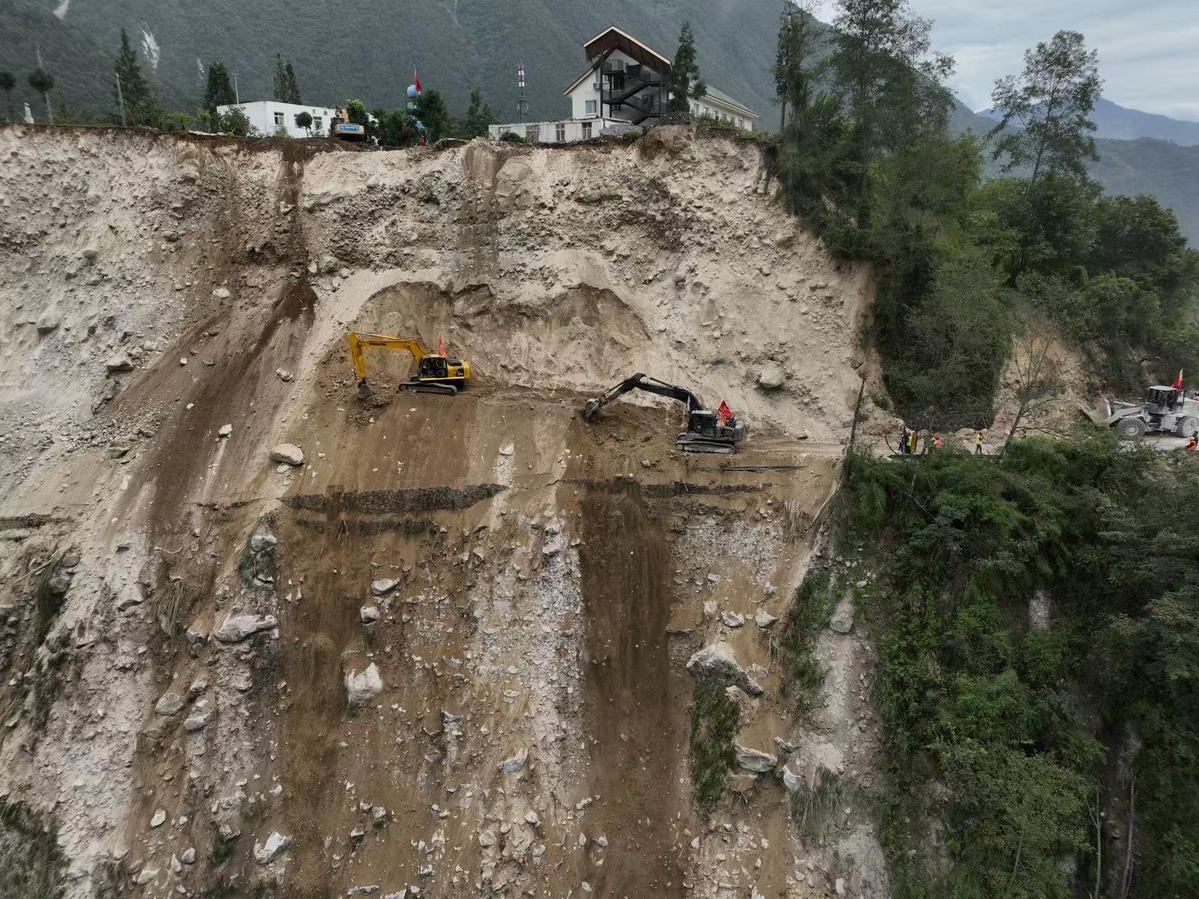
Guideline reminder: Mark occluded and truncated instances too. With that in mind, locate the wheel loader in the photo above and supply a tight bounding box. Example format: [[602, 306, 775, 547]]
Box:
[[582, 373, 747, 454], [347, 332, 472, 398], [1102, 385, 1198, 440]]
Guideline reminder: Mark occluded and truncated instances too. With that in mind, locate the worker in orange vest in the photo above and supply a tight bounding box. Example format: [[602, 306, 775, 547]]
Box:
[[1188, 433, 1197, 453], [933, 434, 943, 451]]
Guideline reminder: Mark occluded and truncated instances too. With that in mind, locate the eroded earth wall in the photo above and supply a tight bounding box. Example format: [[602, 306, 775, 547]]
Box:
[[0, 124, 889, 898]]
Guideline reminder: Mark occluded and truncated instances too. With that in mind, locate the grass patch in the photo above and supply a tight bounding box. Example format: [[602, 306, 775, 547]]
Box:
[[688, 677, 740, 810], [209, 835, 238, 866], [776, 567, 833, 714]]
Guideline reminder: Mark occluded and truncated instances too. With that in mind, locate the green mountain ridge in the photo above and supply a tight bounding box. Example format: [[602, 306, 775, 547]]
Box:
[[1, 0, 1195, 242]]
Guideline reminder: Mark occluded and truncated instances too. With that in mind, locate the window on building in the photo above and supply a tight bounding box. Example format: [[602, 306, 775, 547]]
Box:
[[555, 122, 566, 142], [526, 125, 538, 141], [582, 121, 592, 139], [274, 112, 285, 128], [584, 99, 597, 116]]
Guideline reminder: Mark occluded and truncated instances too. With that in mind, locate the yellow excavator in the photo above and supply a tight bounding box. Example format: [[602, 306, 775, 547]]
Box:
[[347, 332, 472, 398]]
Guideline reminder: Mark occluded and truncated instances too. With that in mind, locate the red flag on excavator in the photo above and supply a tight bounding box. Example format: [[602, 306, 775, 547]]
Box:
[[437, 336, 447, 357], [717, 401, 733, 423], [1173, 369, 1184, 390]]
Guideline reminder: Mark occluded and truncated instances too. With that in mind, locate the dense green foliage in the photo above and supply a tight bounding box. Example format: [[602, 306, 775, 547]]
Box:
[[989, 30, 1101, 184], [688, 677, 739, 809], [203, 63, 236, 116], [668, 22, 706, 112], [113, 29, 158, 127], [769, 15, 1198, 423], [272, 55, 301, 104], [842, 440, 1199, 898]]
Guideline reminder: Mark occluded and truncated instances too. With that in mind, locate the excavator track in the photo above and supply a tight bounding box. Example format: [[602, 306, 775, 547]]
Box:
[[676, 436, 737, 454], [399, 381, 459, 396]]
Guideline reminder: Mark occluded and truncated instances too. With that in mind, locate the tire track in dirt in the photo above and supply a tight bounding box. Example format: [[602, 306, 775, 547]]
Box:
[[577, 477, 691, 897]]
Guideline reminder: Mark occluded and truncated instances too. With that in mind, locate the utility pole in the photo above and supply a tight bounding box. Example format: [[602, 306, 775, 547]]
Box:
[[115, 72, 127, 126], [233, 72, 240, 104]]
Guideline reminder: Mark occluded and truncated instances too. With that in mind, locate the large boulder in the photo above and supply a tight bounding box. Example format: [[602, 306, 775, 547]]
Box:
[[735, 742, 778, 774], [253, 831, 291, 865], [269, 444, 304, 466], [758, 364, 786, 390], [214, 614, 278, 643], [686, 642, 764, 696], [345, 662, 383, 706], [829, 594, 856, 634]]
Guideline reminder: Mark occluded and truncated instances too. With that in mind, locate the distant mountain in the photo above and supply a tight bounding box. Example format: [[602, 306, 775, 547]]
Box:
[[975, 96, 1199, 147], [1, 0, 795, 127]]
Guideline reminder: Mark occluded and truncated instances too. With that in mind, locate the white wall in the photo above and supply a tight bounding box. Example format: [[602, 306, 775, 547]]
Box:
[[216, 101, 340, 138], [690, 98, 754, 131], [488, 118, 620, 143]]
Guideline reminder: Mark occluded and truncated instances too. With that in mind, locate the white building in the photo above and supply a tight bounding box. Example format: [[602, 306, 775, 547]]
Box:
[[489, 26, 758, 142], [216, 100, 340, 138]]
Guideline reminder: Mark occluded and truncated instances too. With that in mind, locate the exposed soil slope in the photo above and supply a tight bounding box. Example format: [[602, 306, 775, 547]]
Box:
[[0, 124, 887, 898]]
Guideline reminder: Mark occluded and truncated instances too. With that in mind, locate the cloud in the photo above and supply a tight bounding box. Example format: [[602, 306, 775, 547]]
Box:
[[910, 0, 1199, 120]]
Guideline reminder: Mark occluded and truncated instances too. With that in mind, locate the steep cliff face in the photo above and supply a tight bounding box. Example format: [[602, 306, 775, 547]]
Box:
[[0, 125, 889, 898]]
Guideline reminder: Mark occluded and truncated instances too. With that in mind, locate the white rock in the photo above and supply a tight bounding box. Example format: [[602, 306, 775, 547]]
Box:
[[254, 831, 291, 865], [345, 663, 383, 706], [214, 614, 278, 643], [212, 287, 231, 299], [276, 368, 294, 382], [105, 354, 134, 373], [270, 443, 304, 466], [183, 701, 214, 732], [754, 608, 778, 629], [734, 742, 777, 773], [758, 364, 786, 390], [155, 692, 185, 716], [685, 642, 764, 695], [150, 808, 167, 828], [498, 442, 514, 456], [371, 579, 399, 596], [498, 747, 528, 774], [217, 423, 233, 438], [829, 594, 855, 634], [720, 611, 744, 628], [360, 606, 380, 624], [181, 847, 196, 865], [135, 867, 159, 885]]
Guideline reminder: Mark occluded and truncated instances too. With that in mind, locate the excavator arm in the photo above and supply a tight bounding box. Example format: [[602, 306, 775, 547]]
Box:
[[347, 332, 428, 383], [583, 373, 704, 420]]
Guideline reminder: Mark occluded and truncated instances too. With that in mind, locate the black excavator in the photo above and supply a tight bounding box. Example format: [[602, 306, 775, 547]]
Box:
[[582, 373, 748, 454]]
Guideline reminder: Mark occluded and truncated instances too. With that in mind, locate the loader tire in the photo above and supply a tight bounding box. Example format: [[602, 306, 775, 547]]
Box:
[[1116, 417, 1147, 441], [1177, 416, 1198, 438]]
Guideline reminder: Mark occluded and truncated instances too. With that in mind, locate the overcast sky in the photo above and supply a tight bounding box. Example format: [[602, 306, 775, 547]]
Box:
[[812, 1, 1199, 121]]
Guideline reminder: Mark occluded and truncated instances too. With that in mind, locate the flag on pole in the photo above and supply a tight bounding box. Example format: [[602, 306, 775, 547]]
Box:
[[717, 401, 733, 423], [413, 67, 422, 94], [438, 336, 446, 358], [1173, 369, 1184, 390]]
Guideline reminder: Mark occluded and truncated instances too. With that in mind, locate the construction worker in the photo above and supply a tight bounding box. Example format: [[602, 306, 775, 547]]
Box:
[[974, 431, 985, 455], [899, 425, 910, 455], [908, 430, 918, 455], [1188, 433, 1197, 453], [933, 433, 943, 451]]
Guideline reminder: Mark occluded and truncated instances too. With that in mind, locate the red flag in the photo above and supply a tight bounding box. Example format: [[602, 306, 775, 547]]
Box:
[[413, 67, 422, 94], [438, 336, 446, 357], [1173, 369, 1184, 390], [717, 401, 732, 423]]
